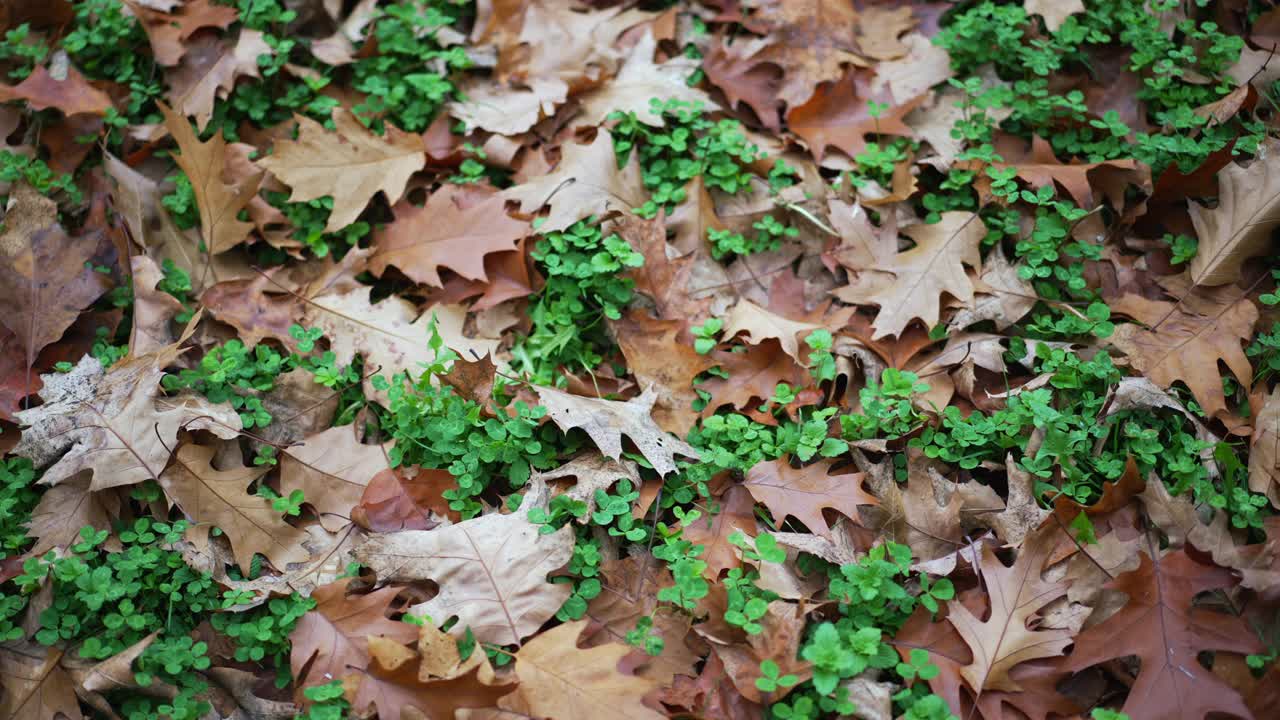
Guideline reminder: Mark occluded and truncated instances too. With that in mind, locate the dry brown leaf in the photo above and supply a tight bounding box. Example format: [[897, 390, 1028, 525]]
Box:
[[576, 31, 716, 126], [1187, 139, 1280, 287], [128, 255, 184, 357], [354, 487, 574, 645], [987, 455, 1049, 546], [350, 636, 516, 720], [259, 109, 425, 233], [683, 485, 759, 579], [1252, 387, 1280, 507], [281, 426, 391, 532], [500, 619, 665, 720], [836, 211, 985, 339], [744, 459, 877, 538], [369, 184, 528, 288], [535, 385, 701, 476], [165, 30, 272, 132], [25, 471, 115, 557], [159, 101, 263, 255], [748, 0, 865, 108], [947, 527, 1072, 692], [871, 33, 952, 104], [707, 601, 813, 703], [787, 69, 922, 162], [0, 64, 112, 116], [161, 442, 310, 573], [127, 0, 239, 66], [0, 644, 78, 720], [533, 453, 644, 519], [722, 299, 822, 363], [289, 578, 419, 691], [613, 311, 714, 435], [947, 244, 1036, 332], [1024, 0, 1086, 32], [448, 77, 566, 136], [503, 130, 647, 232]]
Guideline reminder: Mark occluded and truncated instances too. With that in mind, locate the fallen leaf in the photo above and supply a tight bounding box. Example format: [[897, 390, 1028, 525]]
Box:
[[128, 255, 184, 357], [698, 341, 810, 416], [533, 453, 644, 519], [682, 485, 759, 579], [1252, 387, 1280, 507], [708, 600, 813, 703], [503, 130, 647, 233], [0, 644, 78, 720], [577, 31, 717, 126], [787, 68, 922, 162], [349, 636, 516, 720], [1187, 138, 1280, 287], [1024, 0, 1086, 32], [353, 467, 452, 532], [535, 385, 701, 476], [722, 298, 823, 363], [281, 425, 391, 532], [258, 109, 425, 233], [354, 488, 575, 645], [744, 458, 877, 538], [25, 471, 115, 557], [128, 0, 239, 66], [0, 63, 112, 116], [947, 244, 1037, 331], [369, 184, 528, 287], [165, 30, 273, 132], [613, 311, 714, 435], [289, 578, 419, 691]]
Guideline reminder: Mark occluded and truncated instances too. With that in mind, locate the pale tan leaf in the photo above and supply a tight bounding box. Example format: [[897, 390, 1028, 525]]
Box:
[[1188, 139, 1280, 286], [577, 31, 717, 126], [502, 130, 646, 232], [1251, 388, 1280, 507], [722, 299, 822, 363], [281, 426, 391, 532], [1023, 0, 1085, 32]]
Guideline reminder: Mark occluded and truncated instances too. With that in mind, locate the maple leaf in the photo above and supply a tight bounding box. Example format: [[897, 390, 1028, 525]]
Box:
[[577, 31, 717, 126], [835, 211, 985, 339], [280, 425, 391, 532], [13, 353, 241, 491], [127, 0, 239, 66], [503, 130, 647, 233], [535, 385, 701, 476], [787, 68, 923, 162], [369, 184, 528, 287], [354, 488, 575, 645], [258, 109, 425, 233], [722, 299, 823, 363], [612, 311, 714, 435], [289, 577, 419, 691], [500, 619, 665, 720], [0, 64, 113, 116], [682, 485, 759, 579], [1108, 281, 1256, 422], [349, 636, 516, 720], [946, 526, 1072, 692], [1065, 549, 1262, 720], [744, 459, 878, 538], [161, 442, 310, 573], [1251, 388, 1280, 507], [1186, 139, 1280, 287], [159, 102, 263, 257], [0, 184, 111, 368], [0, 644, 78, 720], [165, 30, 273, 131]]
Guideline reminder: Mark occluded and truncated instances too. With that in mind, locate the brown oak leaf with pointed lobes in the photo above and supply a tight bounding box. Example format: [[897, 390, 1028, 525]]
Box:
[[787, 68, 922, 162], [0, 185, 111, 368], [281, 426, 391, 532], [25, 471, 115, 557], [1251, 387, 1280, 507], [744, 459, 878, 539], [1108, 282, 1256, 422], [0, 63, 112, 116], [504, 0, 655, 97], [667, 174, 730, 256], [854, 6, 916, 60], [721, 299, 823, 364], [535, 385, 701, 476], [946, 525, 1072, 692], [698, 340, 809, 417], [159, 102, 263, 255], [13, 354, 242, 491], [703, 36, 784, 131], [966, 135, 1145, 210], [986, 455, 1049, 546], [1187, 138, 1280, 287], [872, 32, 953, 104], [948, 244, 1036, 332], [584, 553, 701, 685], [499, 619, 665, 720], [663, 651, 765, 720], [863, 453, 964, 564], [165, 30, 273, 132], [746, 0, 865, 108], [0, 325, 37, 421], [836, 211, 985, 340], [1024, 0, 1085, 32], [290, 578, 419, 691], [712, 601, 814, 704], [613, 311, 714, 435], [348, 636, 516, 720], [161, 443, 310, 573], [533, 453, 644, 519], [352, 467, 451, 532], [369, 184, 528, 287], [683, 485, 758, 579], [1066, 549, 1262, 720], [620, 210, 711, 318], [126, 0, 240, 65], [576, 31, 717, 127], [198, 274, 301, 350], [354, 487, 575, 646], [258, 109, 425, 233], [0, 644, 78, 720], [503, 130, 647, 233], [448, 76, 567, 136], [128, 255, 184, 358]]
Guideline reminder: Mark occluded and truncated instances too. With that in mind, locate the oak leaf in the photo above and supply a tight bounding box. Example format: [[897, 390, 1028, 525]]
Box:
[[613, 311, 714, 435], [13, 354, 242, 491], [349, 636, 516, 720], [1108, 282, 1256, 421], [0, 644, 78, 720], [948, 244, 1036, 332], [947, 526, 1071, 692], [744, 459, 877, 539], [499, 619, 665, 720], [128, 255, 184, 357], [503, 130, 646, 233], [1251, 387, 1280, 507], [258, 109, 425, 233], [535, 385, 701, 476], [682, 485, 758, 579], [747, 0, 865, 108], [0, 184, 111, 368], [448, 76, 566, 135], [698, 341, 809, 416], [161, 442, 310, 573], [0, 63, 112, 116], [787, 68, 922, 162], [703, 36, 784, 131], [127, 0, 239, 66], [722, 299, 823, 364], [706, 601, 813, 703], [871, 33, 953, 104], [290, 578, 419, 691], [25, 471, 115, 557], [1023, 0, 1086, 32], [159, 102, 263, 255], [862, 453, 964, 564], [1065, 549, 1261, 720], [835, 211, 985, 339], [577, 31, 717, 127], [369, 184, 528, 287], [1187, 139, 1280, 286], [621, 211, 712, 318], [165, 30, 273, 132], [533, 453, 644, 519], [353, 468, 451, 532], [281, 426, 391, 532], [354, 488, 575, 645]]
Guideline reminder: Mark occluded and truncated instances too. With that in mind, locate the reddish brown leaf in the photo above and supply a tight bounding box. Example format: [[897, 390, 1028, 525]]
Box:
[[744, 458, 878, 537], [289, 578, 418, 691], [0, 64, 112, 116], [353, 467, 453, 532], [682, 485, 759, 579], [786, 68, 922, 162]]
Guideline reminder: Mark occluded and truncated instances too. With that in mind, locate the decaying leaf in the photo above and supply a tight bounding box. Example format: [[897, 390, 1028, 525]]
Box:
[[503, 130, 647, 232], [744, 459, 877, 538], [289, 578, 419, 691]]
